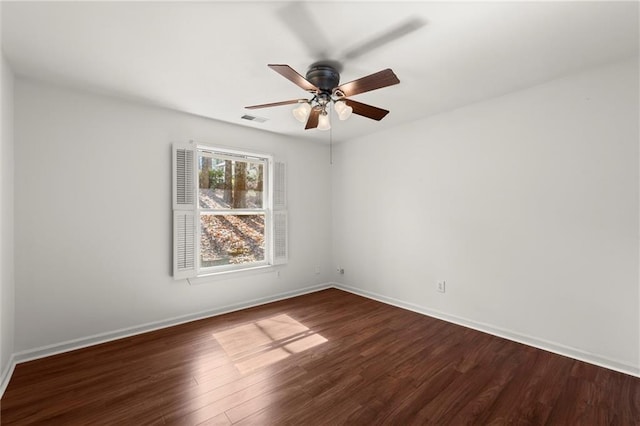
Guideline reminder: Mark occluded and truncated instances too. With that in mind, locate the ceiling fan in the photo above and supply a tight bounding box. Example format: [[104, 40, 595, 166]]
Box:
[[245, 61, 400, 130], [245, 3, 424, 131]]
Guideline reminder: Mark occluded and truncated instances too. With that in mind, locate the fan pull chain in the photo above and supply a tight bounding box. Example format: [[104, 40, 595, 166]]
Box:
[[329, 111, 333, 165]]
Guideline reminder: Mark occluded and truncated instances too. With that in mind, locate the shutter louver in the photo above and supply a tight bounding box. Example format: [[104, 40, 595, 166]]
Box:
[[273, 161, 286, 210], [174, 148, 195, 210], [272, 210, 288, 264], [173, 144, 198, 279], [174, 211, 196, 278], [272, 160, 288, 265]]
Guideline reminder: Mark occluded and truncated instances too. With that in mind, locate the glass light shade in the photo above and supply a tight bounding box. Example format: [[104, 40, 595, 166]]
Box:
[[292, 103, 311, 123], [317, 112, 331, 131], [337, 106, 353, 121], [334, 100, 353, 121]]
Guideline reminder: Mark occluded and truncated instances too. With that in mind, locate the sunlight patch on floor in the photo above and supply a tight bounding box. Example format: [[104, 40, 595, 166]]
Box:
[[213, 314, 327, 374]]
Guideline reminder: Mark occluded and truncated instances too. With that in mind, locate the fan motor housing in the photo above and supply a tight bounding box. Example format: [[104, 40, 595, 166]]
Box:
[[306, 63, 340, 92]]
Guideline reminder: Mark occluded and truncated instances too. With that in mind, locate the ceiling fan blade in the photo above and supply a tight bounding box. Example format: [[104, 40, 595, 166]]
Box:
[[305, 108, 320, 129], [245, 99, 307, 109], [268, 64, 318, 92], [277, 2, 330, 60], [340, 17, 426, 61], [337, 69, 400, 97], [344, 99, 390, 121]]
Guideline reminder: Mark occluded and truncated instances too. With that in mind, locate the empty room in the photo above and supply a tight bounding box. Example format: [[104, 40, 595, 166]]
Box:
[[1, 1, 639, 424]]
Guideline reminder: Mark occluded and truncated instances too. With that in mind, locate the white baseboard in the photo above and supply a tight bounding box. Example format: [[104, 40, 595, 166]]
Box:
[[0, 353, 17, 398], [7, 283, 333, 377], [332, 282, 640, 378]]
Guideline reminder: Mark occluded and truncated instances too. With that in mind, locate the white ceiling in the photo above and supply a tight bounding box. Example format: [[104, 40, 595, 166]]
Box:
[[2, 1, 638, 143]]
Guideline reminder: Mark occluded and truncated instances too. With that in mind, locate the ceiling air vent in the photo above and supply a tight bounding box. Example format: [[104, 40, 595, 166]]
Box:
[[241, 114, 268, 123]]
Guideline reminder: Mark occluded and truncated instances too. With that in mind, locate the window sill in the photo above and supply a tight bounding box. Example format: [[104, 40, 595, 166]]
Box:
[[187, 264, 280, 285]]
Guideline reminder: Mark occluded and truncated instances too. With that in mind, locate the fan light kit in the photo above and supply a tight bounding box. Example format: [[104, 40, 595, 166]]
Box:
[[246, 62, 400, 131], [291, 91, 352, 130]]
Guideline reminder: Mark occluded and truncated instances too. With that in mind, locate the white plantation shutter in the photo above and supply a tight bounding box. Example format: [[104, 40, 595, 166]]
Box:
[[173, 146, 195, 210], [272, 160, 288, 265], [174, 211, 196, 278], [272, 210, 288, 264], [273, 161, 287, 210], [173, 144, 198, 279]]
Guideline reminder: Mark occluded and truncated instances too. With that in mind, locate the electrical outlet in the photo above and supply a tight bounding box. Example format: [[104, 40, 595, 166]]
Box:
[[315, 266, 320, 275], [437, 280, 446, 293]]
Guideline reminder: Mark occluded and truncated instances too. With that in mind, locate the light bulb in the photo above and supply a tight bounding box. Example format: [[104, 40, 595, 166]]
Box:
[[334, 100, 346, 114], [317, 112, 331, 131], [292, 103, 311, 123]]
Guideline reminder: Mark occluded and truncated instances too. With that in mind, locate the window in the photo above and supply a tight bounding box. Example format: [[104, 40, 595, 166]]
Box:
[[199, 150, 266, 270], [173, 143, 287, 279]]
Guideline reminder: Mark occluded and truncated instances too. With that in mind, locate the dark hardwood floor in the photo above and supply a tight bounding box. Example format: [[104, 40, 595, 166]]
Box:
[[1, 288, 639, 425]]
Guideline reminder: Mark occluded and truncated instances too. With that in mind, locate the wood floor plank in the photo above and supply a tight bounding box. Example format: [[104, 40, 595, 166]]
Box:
[[2, 288, 639, 425], [162, 365, 307, 425]]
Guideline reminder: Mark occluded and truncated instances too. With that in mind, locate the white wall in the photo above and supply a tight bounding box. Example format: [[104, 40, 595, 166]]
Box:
[[1, 52, 15, 383], [332, 58, 639, 374], [8, 57, 640, 377], [13, 79, 332, 353]]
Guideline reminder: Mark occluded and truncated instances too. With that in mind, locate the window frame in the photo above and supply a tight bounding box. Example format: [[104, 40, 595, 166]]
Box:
[[197, 147, 271, 275]]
